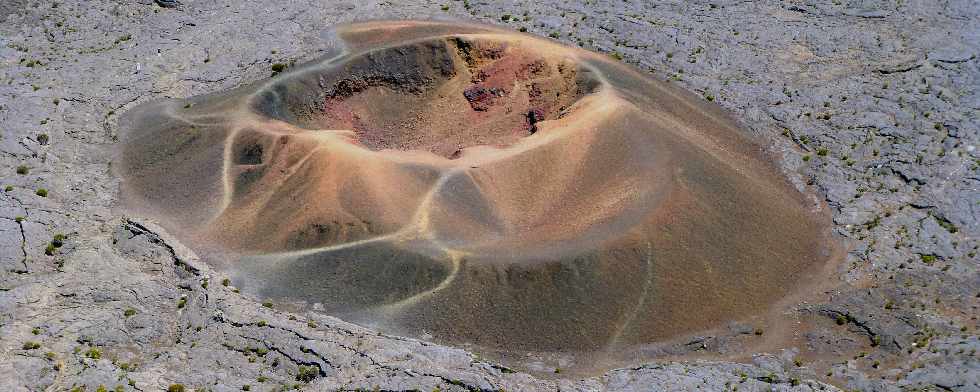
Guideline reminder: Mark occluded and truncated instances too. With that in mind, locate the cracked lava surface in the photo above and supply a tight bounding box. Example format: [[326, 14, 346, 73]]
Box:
[[117, 20, 835, 368]]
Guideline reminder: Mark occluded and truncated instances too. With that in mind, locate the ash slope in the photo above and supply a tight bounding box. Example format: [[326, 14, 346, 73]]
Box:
[[0, 1, 976, 392], [117, 21, 833, 360]]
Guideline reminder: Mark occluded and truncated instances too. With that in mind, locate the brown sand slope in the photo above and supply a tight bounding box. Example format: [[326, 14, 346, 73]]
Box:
[[118, 20, 833, 361]]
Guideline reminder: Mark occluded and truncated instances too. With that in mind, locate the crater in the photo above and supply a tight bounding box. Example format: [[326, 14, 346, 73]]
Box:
[[255, 35, 592, 159], [116, 20, 836, 374]]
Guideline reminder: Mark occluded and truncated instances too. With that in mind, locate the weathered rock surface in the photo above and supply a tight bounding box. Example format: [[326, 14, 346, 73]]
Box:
[[0, 0, 976, 391]]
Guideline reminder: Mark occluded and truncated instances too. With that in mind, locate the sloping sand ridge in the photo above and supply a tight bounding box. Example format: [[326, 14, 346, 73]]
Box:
[[117, 20, 835, 367]]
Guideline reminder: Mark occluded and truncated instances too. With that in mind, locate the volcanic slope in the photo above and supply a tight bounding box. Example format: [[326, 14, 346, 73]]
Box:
[[118, 20, 835, 364]]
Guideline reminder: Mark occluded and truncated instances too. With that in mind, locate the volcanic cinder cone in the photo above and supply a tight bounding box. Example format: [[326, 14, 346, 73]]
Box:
[[118, 20, 834, 365]]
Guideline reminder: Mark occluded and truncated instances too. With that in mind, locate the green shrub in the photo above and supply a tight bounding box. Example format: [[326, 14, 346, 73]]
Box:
[[177, 297, 187, 308], [262, 301, 273, 308], [4, 185, 13, 192], [168, 385, 186, 392], [23, 341, 41, 350], [36, 188, 48, 197], [296, 365, 318, 382], [222, 278, 231, 286], [37, 133, 49, 145], [16, 165, 29, 175], [817, 148, 829, 156], [124, 308, 137, 317], [85, 347, 102, 359]]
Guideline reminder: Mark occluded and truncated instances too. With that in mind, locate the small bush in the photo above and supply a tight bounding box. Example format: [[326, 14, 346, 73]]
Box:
[[753, 328, 764, 336], [262, 301, 273, 308], [296, 365, 318, 382], [222, 278, 231, 286], [36, 188, 48, 197], [16, 165, 29, 175], [271, 63, 287, 74], [23, 341, 41, 350], [177, 297, 187, 308], [124, 308, 137, 317], [85, 347, 102, 359], [37, 133, 49, 145], [45, 243, 57, 256], [817, 148, 829, 156], [4, 185, 12, 192], [168, 385, 186, 392], [920, 254, 937, 264]]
